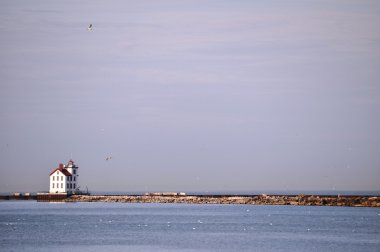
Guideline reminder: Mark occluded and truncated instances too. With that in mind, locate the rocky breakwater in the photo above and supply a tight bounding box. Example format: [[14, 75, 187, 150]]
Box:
[[65, 194, 380, 207]]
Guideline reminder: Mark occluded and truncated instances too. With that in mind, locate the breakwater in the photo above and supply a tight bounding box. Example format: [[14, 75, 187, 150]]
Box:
[[0, 194, 36, 200], [65, 194, 380, 207]]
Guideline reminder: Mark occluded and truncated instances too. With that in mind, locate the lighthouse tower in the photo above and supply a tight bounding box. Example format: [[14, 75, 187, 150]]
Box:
[[64, 159, 79, 192]]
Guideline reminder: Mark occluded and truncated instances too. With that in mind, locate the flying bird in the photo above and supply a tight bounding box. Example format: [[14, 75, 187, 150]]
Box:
[[88, 24, 93, 31], [106, 156, 112, 161]]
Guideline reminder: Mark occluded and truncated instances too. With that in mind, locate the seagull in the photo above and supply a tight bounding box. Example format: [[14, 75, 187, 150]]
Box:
[[88, 24, 93, 31], [106, 156, 112, 161]]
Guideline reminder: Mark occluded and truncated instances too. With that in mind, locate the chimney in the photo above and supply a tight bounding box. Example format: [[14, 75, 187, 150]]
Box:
[[59, 163, 63, 169]]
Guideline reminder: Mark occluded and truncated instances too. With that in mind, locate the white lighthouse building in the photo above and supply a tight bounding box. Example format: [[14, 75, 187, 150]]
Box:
[[49, 160, 79, 194]]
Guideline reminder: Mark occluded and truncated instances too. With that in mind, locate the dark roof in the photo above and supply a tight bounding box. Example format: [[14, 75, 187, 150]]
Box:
[[66, 159, 78, 168], [49, 168, 72, 176], [60, 169, 72, 176]]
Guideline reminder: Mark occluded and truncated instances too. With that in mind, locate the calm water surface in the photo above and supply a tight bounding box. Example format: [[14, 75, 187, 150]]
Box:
[[0, 201, 379, 251]]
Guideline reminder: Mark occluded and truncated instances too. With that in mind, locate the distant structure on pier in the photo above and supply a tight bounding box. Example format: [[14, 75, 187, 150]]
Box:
[[49, 160, 79, 194]]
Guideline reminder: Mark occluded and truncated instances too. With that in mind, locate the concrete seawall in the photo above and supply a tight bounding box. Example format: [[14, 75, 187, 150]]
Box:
[[65, 195, 380, 207]]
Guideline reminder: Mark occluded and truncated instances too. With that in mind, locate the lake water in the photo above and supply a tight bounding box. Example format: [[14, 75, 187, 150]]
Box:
[[0, 201, 379, 252]]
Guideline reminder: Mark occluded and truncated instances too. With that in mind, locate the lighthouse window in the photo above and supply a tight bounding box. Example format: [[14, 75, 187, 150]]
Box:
[[61, 183, 63, 188], [73, 184, 76, 189], [52, 183, 54, 188], [67, 183, 69, 188], [53, 176, 55, 181], [74, 176, 76, 181], [74, 170, 76, 175]]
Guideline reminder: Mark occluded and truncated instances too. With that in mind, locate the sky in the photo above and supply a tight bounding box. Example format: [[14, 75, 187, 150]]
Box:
[[0, 0, 379, 193]]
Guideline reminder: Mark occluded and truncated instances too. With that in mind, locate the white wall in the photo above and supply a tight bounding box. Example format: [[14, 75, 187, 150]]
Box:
[[49, 170, 67, 193]]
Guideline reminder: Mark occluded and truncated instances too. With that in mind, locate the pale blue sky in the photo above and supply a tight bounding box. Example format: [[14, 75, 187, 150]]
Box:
[[0, 0, 379, 193]]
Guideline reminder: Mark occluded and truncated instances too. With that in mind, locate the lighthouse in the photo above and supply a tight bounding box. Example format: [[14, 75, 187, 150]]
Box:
[[49, 160, 79, 194]]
